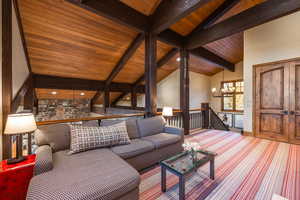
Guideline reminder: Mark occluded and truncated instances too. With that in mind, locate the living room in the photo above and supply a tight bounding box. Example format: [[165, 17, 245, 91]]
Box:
[[1, 0, 300, 200]]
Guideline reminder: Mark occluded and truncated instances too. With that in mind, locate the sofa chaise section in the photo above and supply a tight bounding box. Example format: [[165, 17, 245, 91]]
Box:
[[27, 148, 139, 200], [27, 116, 184, 200]]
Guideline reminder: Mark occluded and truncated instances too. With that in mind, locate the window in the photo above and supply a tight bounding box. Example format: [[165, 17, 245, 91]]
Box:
[[221, 80, 244, 112]]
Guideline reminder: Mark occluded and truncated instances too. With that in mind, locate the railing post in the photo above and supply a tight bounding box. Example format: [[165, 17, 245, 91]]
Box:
[[104, 87, 110, 113], [201, 103, 210, 129], [131, 89, 137, 108]]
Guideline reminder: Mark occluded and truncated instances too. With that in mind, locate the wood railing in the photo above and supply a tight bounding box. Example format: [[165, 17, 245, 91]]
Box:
[[209, 108, 230, 131], [23, 106, 219, 155]]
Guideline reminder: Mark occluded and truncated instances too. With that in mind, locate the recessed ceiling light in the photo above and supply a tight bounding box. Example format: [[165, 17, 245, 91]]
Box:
[[176, 57, 181, 62], [80, 92, 85, 96], [51, 91, 57, 95]]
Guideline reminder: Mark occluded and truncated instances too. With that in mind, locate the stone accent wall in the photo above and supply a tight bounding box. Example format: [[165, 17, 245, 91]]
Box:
[[36, 99, 91, 121]]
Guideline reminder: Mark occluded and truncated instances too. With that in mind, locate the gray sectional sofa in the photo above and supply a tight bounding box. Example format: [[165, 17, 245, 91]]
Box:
[[27, 116, 184, 200]]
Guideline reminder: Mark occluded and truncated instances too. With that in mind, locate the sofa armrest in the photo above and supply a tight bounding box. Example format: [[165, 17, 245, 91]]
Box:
[[34, 145, 53, 176], [164, 126, 184, 139]]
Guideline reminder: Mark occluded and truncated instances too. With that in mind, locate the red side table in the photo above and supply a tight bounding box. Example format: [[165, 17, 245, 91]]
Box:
[[0, 155, 36, 200]]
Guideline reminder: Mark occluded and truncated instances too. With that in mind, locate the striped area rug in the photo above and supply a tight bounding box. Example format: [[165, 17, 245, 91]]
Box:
[[139, 130, 300, 200]]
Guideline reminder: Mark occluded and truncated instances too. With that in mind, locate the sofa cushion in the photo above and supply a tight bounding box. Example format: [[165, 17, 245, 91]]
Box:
[[137, 116, 166, 137], [126, 119, 140, 139], [141, 133, 181, 148], [82, 120, 99, 127], [34, 124, 70, 152], [69, 122, 130, 154], [100, 119, 140, 139], [111, 139, 155, 159], [27, 148, 140, 200]]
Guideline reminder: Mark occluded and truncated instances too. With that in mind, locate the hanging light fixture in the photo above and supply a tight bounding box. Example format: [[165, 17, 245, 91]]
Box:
[[212, 70, 235, 98]]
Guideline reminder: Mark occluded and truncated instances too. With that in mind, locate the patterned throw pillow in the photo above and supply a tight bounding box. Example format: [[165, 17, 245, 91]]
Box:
[[69, 121, 130, 154]]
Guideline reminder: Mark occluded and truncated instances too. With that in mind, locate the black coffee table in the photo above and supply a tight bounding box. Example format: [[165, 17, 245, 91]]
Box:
[[160, 150, 217, 200]]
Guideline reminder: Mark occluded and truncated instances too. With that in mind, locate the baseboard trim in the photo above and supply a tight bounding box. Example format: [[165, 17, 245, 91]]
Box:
[[243, 131, 253, 136]]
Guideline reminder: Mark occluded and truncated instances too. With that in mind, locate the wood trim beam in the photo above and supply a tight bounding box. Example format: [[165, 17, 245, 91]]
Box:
[[2, 0, 13, 159], [188, 0, 240, 36], [92, 33, 144, 104], [112, 48, 179, 105], [186, 0, 300, 49], [180, 48, 190, 135], [67, 0, 149, 32], [191, 47, 235, 71], [133, 48, 179, 87], [106, 33, 144, 86], [158, 30, 234, 70], [12, 0, 32, 73], [11, 75, 33, 113], [157, 29, 184, 48], [33, 74, 145, 93], [144, 33, 157, 117], [151, 0, 213, 34]]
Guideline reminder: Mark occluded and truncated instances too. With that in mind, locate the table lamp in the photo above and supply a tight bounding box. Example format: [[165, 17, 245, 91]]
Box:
[[4, 113, 37, 164], [162, 107, 173, 117]]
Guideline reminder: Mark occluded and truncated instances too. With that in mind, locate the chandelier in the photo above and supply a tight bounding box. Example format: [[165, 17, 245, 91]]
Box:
[[212, 70, 235, 98]]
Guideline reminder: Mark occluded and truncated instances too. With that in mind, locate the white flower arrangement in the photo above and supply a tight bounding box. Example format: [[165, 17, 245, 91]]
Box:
[[182, 142, 201, 151]]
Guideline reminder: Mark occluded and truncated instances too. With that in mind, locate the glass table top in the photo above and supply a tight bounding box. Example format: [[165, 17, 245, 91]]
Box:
[[161, 150, 217, 175]]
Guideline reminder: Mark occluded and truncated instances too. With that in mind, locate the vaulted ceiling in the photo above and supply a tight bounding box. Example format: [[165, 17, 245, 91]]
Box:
[[16, 0, 268, 102]]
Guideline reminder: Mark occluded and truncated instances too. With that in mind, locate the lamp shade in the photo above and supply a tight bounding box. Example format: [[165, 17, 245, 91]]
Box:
[[4, 113, 37, 135], [162, 107, 173, 116]]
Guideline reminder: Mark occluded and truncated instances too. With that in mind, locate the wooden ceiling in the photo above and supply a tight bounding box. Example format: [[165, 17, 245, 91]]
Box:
[[35, 89, 96, 100], [95, 92, 123, 105], [17, 0, 268, 102], [120, 0, 162, 16], [18, 0, 138, 81]]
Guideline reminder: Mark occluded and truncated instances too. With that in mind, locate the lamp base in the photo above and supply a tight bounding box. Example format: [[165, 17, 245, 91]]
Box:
[[7, 156, 26, 165]]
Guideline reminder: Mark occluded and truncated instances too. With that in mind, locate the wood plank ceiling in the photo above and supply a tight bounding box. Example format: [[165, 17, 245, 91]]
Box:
[[17, 0, 266, 102], [35, 88, 96, 100]]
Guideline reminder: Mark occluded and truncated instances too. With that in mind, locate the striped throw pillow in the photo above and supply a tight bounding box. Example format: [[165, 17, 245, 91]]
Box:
[[69, 121, 130, 154]]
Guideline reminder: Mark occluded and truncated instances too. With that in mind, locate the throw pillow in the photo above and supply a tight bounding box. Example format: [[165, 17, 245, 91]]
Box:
[[69, 121, 130, 154]]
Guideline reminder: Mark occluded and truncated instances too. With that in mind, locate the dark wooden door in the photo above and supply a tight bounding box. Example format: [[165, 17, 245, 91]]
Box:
[[289, 61, 300, 144], [255, 63, 290, 142]]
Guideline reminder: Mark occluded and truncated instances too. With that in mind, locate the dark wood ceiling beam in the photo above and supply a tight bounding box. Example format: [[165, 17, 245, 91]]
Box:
[[112, 48, 179, 105], [158, 29, 234, 70], [150, 0, 213, 34], [191, 47, 234, 71], [66, 0, 149, 32], [188, 0, 240, 36], [92, 33, 144, 104], [33, 74, 145, 93], [105, 33, 144, 86], [157, 29, 184, 48], [11, 75, 33, 113], [134, 48, 179, 87], [186, 0, 300, 49]]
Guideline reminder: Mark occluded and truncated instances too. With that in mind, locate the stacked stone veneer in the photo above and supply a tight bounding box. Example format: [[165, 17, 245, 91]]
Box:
[[36, 99, 91, 121]]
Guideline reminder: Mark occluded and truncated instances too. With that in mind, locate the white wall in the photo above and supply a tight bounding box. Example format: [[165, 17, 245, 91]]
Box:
[[136, 69, 211, 109], [12, 6, 29, 98], [210, 62, 243, 112], [244, 11, 300, 133]]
